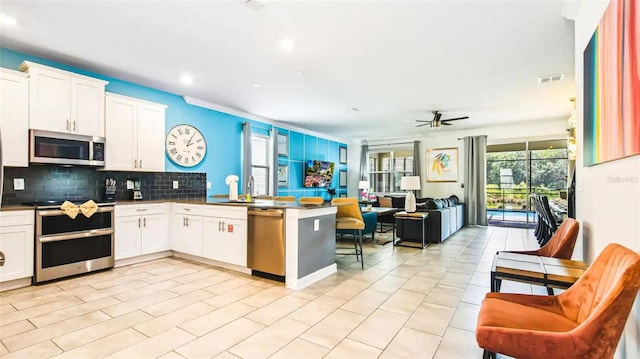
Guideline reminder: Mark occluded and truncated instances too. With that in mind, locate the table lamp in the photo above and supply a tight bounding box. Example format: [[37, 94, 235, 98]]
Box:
[[358, 180, 370, 192], [400, 176, 421, 212]]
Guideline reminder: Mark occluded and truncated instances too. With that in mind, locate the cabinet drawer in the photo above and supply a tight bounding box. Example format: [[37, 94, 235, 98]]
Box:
[[0, 210, 34, 227], [116, 203, 167, 217], [203, 205, 247, 220], [174, 203, 204, 216]]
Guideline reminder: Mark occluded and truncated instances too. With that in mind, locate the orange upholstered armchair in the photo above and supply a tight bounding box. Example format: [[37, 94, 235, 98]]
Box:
[[476, 243, 640, 359], [506, 218, 579, 260]]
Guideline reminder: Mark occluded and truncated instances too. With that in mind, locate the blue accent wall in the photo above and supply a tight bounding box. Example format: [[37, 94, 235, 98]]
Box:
[[0, 47, 346, 199], [276, 129, 347, 200]]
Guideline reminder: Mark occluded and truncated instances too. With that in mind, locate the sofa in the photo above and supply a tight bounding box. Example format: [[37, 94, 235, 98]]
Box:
[[375, 195, 465, 243]]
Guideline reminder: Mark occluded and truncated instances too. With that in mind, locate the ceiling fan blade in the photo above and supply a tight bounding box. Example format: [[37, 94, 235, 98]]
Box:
[[441, 122, 453, 126], [416, 123, 430, 127], [442, 116, 469, 122]]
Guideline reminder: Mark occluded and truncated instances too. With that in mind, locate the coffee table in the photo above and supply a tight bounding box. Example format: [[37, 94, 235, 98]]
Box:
[[491, 252, 589, 294], [361, 207, 400, 233]]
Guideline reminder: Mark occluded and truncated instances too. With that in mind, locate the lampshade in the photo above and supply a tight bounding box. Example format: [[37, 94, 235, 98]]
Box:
[[358, 181, 370, 190], [400, 176, 421, 191]]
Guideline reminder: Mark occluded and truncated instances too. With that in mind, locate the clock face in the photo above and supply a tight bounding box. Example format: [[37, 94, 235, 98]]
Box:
[[165, 124, 207, 167]]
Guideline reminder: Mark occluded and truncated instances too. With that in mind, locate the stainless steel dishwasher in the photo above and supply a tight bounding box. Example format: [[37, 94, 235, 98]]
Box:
[[247, 208, 285, 277]]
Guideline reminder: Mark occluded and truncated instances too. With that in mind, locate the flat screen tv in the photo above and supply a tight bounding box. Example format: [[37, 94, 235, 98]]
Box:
[[304, 160, 335, 188]]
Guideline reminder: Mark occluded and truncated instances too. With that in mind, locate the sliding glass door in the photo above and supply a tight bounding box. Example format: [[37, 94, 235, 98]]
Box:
[[486, 140, 568, 227]]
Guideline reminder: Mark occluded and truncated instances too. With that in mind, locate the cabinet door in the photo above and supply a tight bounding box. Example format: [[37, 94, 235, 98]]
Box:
[[28, 67, 71, 133], [172, 215, 203, 256], [136, 103, 166, 171], [114, 216, 141, 260], [0, 225, 34, 282], [105, 95, 137, 170], [70, 76, 106, 136], [0, 70, 29, 167], [140, 213, 170, 255], [203, 217, 247, 266]]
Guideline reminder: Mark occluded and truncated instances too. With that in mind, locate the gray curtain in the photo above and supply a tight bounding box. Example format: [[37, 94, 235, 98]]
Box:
[[413, 140, 421, 197], [359, 142, 369, 181], [270, 128, 278, 196], [242, 122, 252, 195], [464, 135, 488, 225]]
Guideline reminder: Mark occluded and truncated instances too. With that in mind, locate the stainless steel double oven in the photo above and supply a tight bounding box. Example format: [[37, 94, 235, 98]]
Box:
[[33, 201, 114, 283]]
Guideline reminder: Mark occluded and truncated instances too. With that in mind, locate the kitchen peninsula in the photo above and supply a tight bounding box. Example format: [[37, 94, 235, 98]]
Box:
[[116, 198, 338, 291]]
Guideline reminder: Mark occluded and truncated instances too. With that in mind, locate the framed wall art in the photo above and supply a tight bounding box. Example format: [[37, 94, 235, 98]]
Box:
[[278, 164, 288, 187], [583, 0, 639, 166], [277, 133, 288, 157], [427, 148, 458, 182], [339, 146, 348, 164], [339, 170, 347, 187]]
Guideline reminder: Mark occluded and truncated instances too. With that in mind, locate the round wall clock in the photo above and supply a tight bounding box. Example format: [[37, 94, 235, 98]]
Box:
[[165, 124, 207, 167]]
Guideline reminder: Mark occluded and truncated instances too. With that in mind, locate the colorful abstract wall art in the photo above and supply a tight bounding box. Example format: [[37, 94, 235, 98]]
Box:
[[583, 0, 639, 166], [427, 148, 458, 182]]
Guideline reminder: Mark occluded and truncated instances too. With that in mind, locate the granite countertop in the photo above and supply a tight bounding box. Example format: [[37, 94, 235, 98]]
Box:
[[115, 198, 337, 210]]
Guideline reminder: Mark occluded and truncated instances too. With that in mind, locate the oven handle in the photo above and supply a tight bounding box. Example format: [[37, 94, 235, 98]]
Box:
[[38, 206, 114, 217], [38, 228, 115, 243]]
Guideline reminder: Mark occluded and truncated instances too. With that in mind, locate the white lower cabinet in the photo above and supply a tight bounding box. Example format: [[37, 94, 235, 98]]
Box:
[[203, 215, 247, 267], [115, 204, 170, 260], [0, 210, 34, 283], [172, 204, 204, 256]]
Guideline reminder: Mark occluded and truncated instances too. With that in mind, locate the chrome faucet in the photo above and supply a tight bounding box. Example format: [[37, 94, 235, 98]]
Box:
[[247, 175, 254, 199]]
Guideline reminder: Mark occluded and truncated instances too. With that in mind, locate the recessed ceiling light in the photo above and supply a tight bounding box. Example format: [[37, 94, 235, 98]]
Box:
[[0, 13, 17, 26], [278, 38, 295, 53], [252, 83, 261, 88], [296, 71, 303, 76], [179, 74, 193, 85]]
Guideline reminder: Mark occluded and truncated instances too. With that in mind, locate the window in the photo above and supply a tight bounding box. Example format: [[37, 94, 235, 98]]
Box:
[[251, 135, 270, 196], [486, 139, 569, 227], [369, 149, 414, 193]]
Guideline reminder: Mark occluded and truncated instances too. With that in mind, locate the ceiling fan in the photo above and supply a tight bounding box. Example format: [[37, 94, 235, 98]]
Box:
[[413, 111, 469, 128]]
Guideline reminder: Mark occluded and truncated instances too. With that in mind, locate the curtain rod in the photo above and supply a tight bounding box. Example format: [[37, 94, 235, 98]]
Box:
[[368, 141, 416, 147]]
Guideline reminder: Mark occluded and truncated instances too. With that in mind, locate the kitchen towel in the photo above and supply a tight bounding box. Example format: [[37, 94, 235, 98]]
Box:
[[80, 200, 98, 218], [60, 201, 79, 219]]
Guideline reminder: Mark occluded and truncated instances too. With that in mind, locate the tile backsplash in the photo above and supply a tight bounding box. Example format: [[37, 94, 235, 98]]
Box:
[[2, 165, 206, 206]]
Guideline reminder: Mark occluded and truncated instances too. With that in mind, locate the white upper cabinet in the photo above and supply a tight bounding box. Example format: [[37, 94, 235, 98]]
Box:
[[19, 61, 108, 137], [105, 93, 167, 171], [0, 68, 29, 167]]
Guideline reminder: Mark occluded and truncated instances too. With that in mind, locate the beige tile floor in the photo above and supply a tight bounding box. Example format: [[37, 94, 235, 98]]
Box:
[[0, 226, 543, 358]]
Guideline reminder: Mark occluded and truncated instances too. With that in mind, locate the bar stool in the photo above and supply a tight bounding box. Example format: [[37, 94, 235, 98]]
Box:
[[299, 197, 324, 205], [274, 196, 296, 202], [331, 197, 365, 269]]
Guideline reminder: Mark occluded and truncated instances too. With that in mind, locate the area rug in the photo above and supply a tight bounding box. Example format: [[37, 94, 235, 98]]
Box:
[[372, 231, 394, 245]]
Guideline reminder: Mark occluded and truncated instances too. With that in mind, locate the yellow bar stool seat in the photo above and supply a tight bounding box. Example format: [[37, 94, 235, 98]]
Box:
[[274, 196, 296, 202], [331, 197, 365, 269], [299, 197, 324, 205]]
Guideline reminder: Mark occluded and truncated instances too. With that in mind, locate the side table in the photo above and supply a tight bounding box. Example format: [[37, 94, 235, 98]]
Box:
[[393, 211, 429, 249]]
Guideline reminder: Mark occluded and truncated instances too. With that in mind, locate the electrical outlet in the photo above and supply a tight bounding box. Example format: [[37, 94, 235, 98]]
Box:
[[13, 178, 25, 191], [126, 180, 134, 190], [173, 181, 179, 189], [207, 181, 212, 189], [313, 219, 319, 231]]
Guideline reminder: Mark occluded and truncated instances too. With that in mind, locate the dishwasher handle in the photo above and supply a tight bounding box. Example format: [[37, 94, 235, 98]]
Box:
[[248, 208, 284, 217]]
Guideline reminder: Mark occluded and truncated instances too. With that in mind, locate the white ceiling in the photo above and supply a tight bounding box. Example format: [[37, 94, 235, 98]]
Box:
[[0, 0, 575, 141]]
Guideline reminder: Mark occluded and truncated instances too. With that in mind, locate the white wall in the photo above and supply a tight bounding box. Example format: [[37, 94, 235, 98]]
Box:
[[574, 1, 640, 358], [411, 118, 567, 199]]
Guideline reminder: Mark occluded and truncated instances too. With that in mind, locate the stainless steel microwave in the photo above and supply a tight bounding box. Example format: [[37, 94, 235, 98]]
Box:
[[30, 129, 105, 166]]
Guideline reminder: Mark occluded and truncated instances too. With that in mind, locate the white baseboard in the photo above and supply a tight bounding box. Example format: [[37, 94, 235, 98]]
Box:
[[0, 277, 32, 292], [287, 264, 337, 290], [172, 252, 252, 275], [115, 251, 172, 267]]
